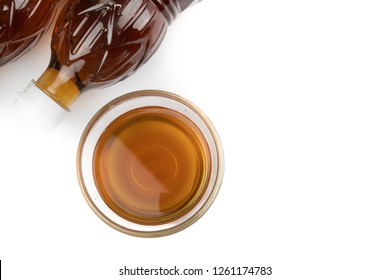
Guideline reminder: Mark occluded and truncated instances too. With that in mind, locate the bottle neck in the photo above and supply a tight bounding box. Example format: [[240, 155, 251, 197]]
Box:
[[150, 0, 201, 24], [35, 68, 80, 109]]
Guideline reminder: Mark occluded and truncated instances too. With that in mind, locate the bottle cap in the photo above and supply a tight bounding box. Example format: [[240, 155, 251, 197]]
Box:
[[13, 82, 68, 132]]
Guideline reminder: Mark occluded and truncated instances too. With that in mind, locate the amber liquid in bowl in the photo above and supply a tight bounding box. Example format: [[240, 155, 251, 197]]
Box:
[[93, 106, 211, 225]]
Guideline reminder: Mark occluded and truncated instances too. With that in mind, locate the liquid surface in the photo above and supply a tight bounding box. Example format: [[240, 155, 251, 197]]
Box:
[[0, 0, 57, 66], [93, 106, 211, 225]]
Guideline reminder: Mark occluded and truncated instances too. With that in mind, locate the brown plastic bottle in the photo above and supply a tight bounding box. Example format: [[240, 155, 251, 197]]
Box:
[[0, 0, 59, 67], [15, 0, 202, 128]]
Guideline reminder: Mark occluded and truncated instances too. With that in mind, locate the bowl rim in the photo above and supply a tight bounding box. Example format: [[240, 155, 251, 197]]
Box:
[[76, 90, 224, 237]]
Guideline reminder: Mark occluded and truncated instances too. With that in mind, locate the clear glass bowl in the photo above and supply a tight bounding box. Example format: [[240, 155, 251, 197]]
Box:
[[77, 90, 224, 237]]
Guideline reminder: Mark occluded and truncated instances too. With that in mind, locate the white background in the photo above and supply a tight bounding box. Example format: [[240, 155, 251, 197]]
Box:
[[1, 0, 390, 279]]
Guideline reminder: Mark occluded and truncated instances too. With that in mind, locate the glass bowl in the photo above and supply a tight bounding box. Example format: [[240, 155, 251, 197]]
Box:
[[77, 90, 224, 237]]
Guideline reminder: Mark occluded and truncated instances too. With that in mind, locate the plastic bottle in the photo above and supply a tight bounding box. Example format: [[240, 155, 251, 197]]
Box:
[[0, 0, 59, 67], [15, 0, 202, 127]]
